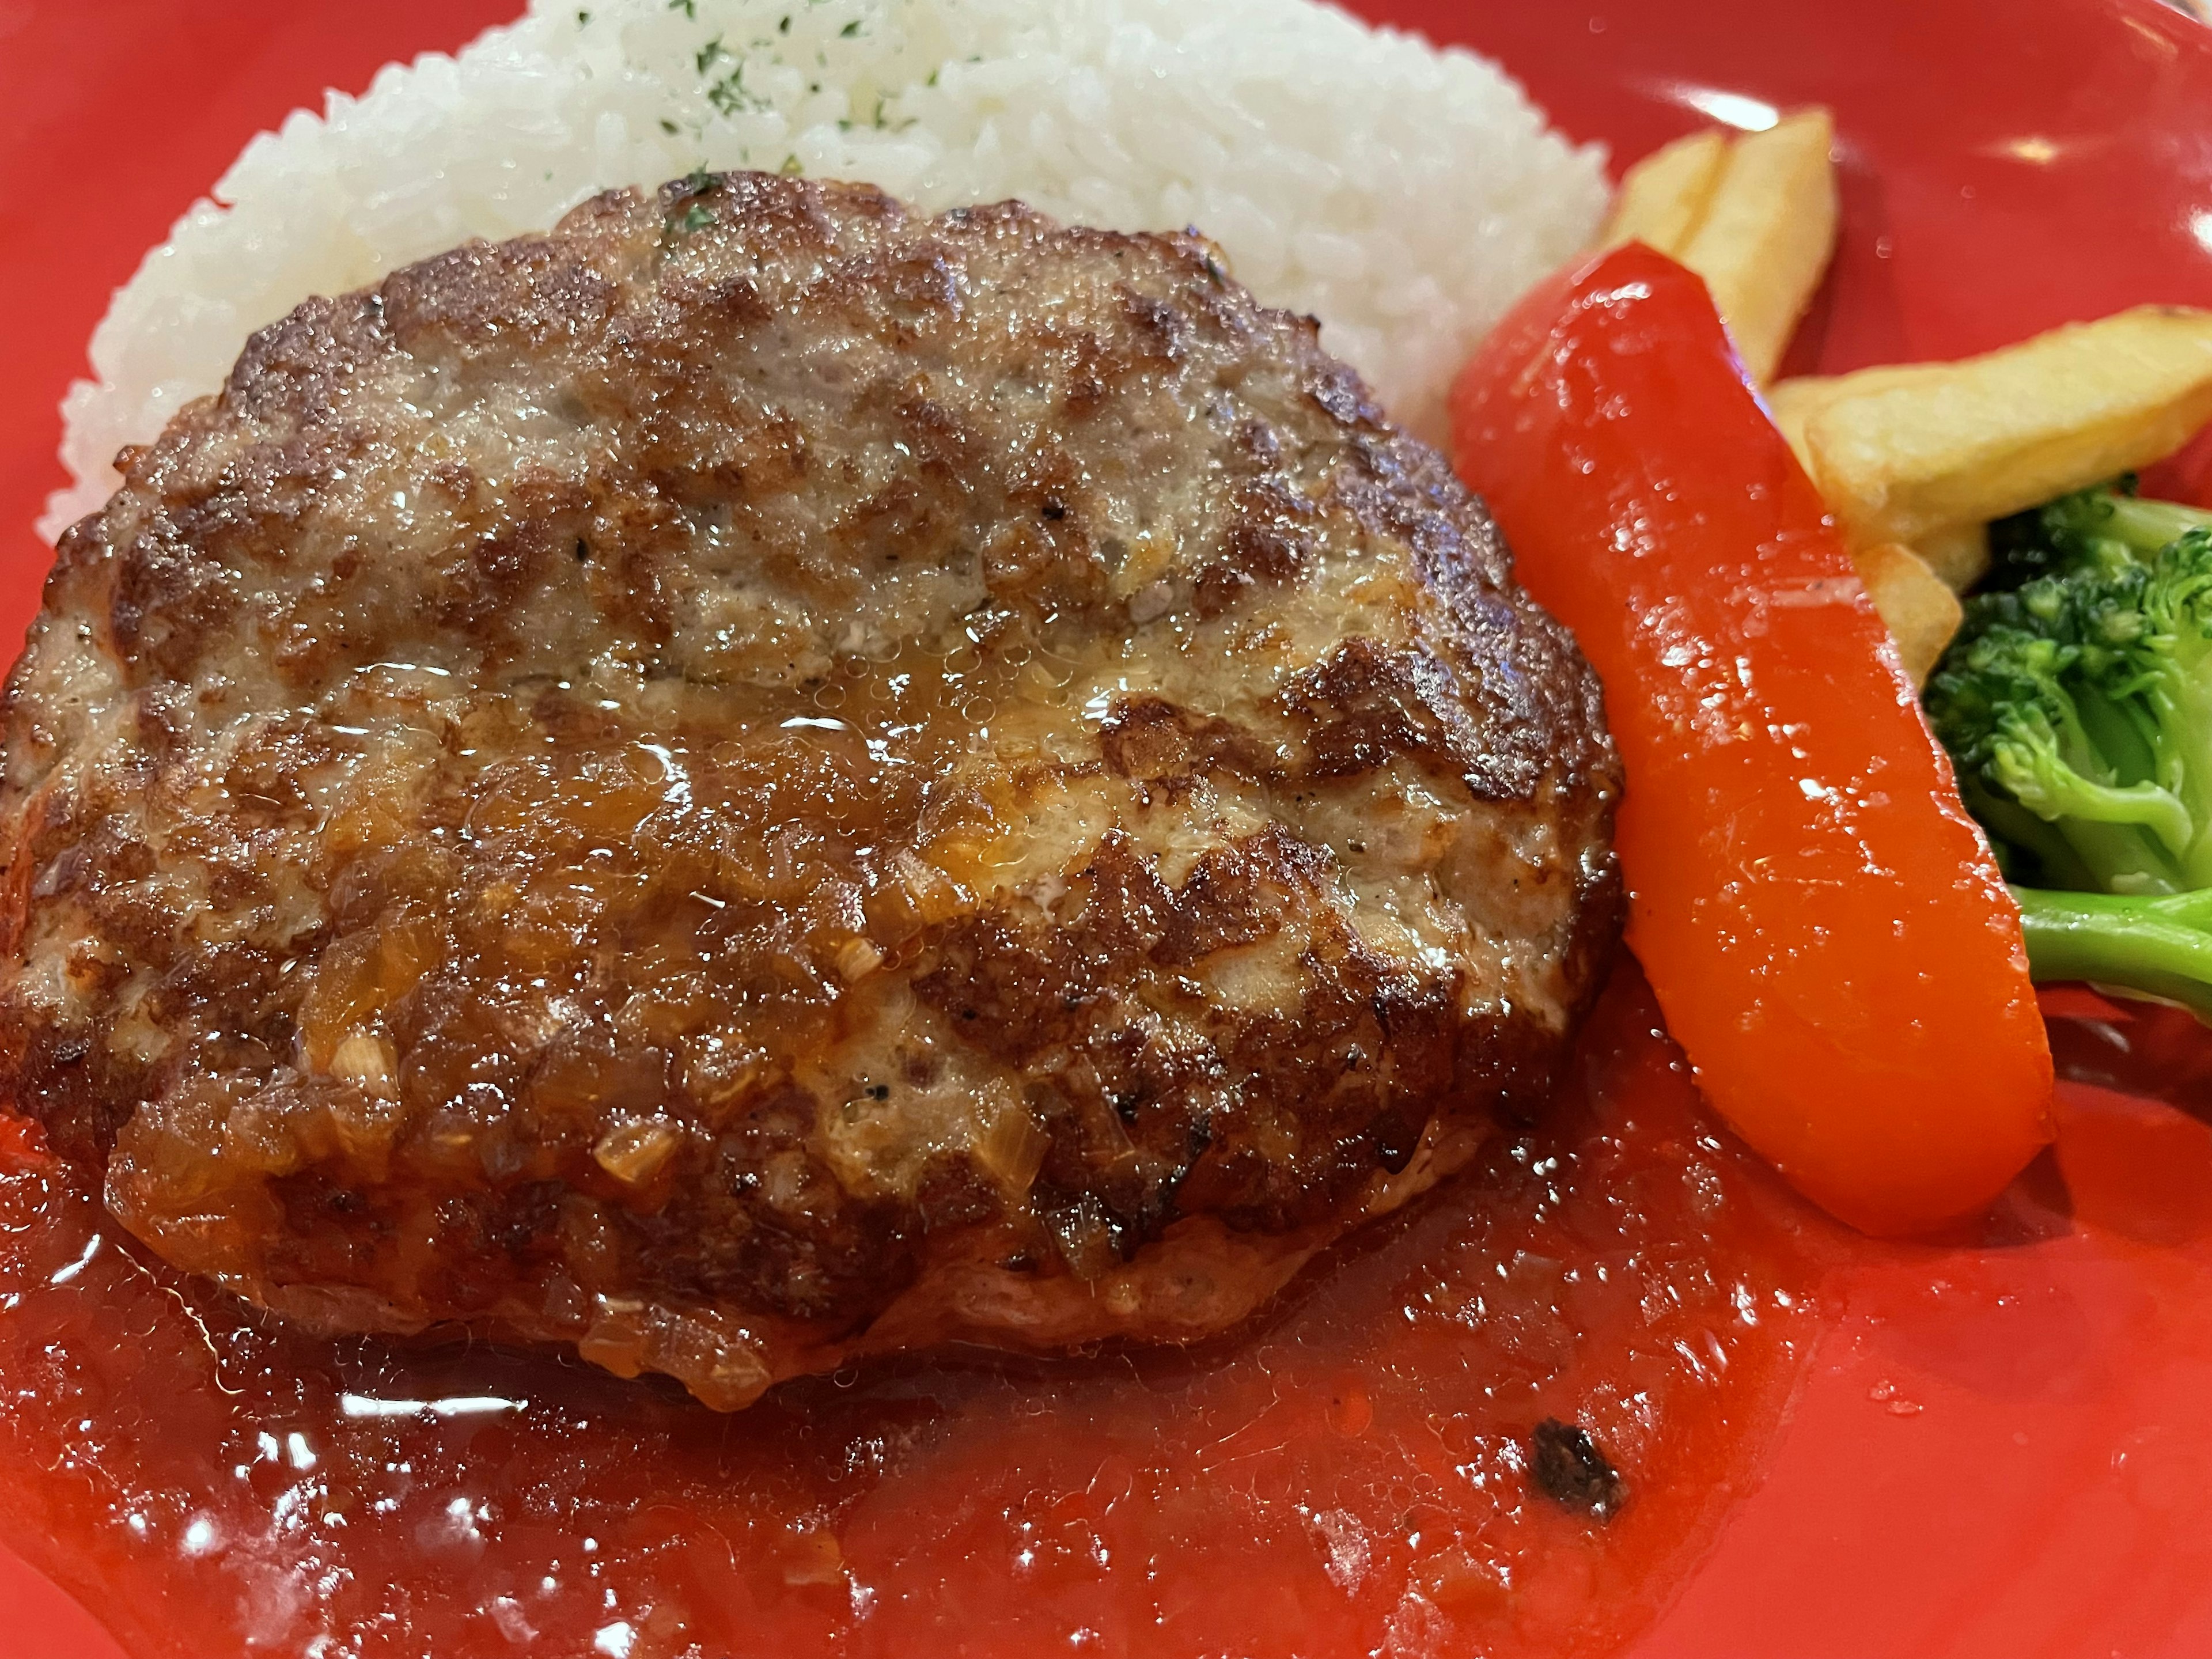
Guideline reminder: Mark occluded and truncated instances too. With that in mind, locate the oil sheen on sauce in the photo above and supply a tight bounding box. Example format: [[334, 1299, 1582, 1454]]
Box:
[[0, 963, 1837, 1658]]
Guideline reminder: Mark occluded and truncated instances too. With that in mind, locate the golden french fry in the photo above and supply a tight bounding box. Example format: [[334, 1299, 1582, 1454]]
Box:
[[1914, 520, 1991, 592], [1767, 378, 1992, 589], [1802, 305, 2212, 548], [1598, 129, 1729, 257], [1676, 109, 1839, 383], [1854, 541, 1963, 688], [1767, 366, 1929, 471], [1764, 374, 1831, 469]]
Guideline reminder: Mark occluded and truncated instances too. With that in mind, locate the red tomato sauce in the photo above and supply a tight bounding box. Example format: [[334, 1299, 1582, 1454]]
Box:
[[0, 961, 1848, 1659]]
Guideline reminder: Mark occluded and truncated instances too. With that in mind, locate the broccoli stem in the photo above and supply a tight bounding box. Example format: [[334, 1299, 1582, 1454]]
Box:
[[2105, 495, 2212, 557], [2012, 884, 2212, 1015], [2161, 650, 2212, 889]]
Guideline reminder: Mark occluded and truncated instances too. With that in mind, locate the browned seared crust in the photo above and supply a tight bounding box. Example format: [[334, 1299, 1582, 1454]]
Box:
[[0, 172, 1619, 1408]]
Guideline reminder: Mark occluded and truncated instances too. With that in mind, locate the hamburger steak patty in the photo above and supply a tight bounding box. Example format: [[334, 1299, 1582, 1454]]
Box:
[[0, 171, 1620, 1410]]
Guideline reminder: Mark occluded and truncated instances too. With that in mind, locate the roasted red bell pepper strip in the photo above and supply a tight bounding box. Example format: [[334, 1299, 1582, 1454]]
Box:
[[1450, 243, 2052, 1236]]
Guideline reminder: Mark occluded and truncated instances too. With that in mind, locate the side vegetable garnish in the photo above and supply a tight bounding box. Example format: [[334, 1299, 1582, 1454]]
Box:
[[1452, 243, 2053, 1237], [1927, 484, 2212, 1014]]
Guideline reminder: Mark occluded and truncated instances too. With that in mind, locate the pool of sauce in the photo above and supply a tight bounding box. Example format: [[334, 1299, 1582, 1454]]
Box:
[[0, 963, 1878, 1657]]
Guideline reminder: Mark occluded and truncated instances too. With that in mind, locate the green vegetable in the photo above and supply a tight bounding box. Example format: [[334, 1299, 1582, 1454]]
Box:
[[1926, 482, 2212, 1012], [707, 71, 755, 115]]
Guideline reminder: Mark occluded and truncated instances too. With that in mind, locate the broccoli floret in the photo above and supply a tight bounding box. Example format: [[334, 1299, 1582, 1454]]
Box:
[[1926, 483, 2212, 1013]]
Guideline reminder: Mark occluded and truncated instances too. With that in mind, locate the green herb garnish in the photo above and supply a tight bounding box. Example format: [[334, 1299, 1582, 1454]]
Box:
[[706, 69, 758, 115]]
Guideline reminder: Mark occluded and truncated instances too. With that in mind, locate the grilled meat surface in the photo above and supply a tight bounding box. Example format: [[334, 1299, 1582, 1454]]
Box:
[[0, 172, 1620, 1408]]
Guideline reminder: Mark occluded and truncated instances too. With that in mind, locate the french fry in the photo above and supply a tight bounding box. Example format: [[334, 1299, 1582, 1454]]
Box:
[[1854, 541, 1963, 687], [1768, 378, 1993, 590], [1767, 366, 1929, 472], [1598, 129, 1729, 257], [1800, 305, 2212, 547], [1914, 520, 1991, 592], [1764, 373, 1830, 468], [1677, 109, 1839, 383]]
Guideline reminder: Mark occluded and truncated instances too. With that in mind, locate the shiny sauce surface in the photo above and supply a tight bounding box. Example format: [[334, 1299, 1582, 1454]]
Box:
[[0, 963, 1835, 1658]]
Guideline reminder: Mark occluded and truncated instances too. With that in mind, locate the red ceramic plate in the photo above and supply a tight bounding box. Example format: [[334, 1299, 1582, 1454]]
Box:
[[5, 2, 2212, 1655]]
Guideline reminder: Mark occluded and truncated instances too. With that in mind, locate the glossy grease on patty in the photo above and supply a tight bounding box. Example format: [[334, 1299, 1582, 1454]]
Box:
[[0, 172, 1619, 1408]]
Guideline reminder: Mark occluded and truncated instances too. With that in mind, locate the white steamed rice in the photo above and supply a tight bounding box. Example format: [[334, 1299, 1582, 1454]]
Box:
[[41, 0, 1608, 544]]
